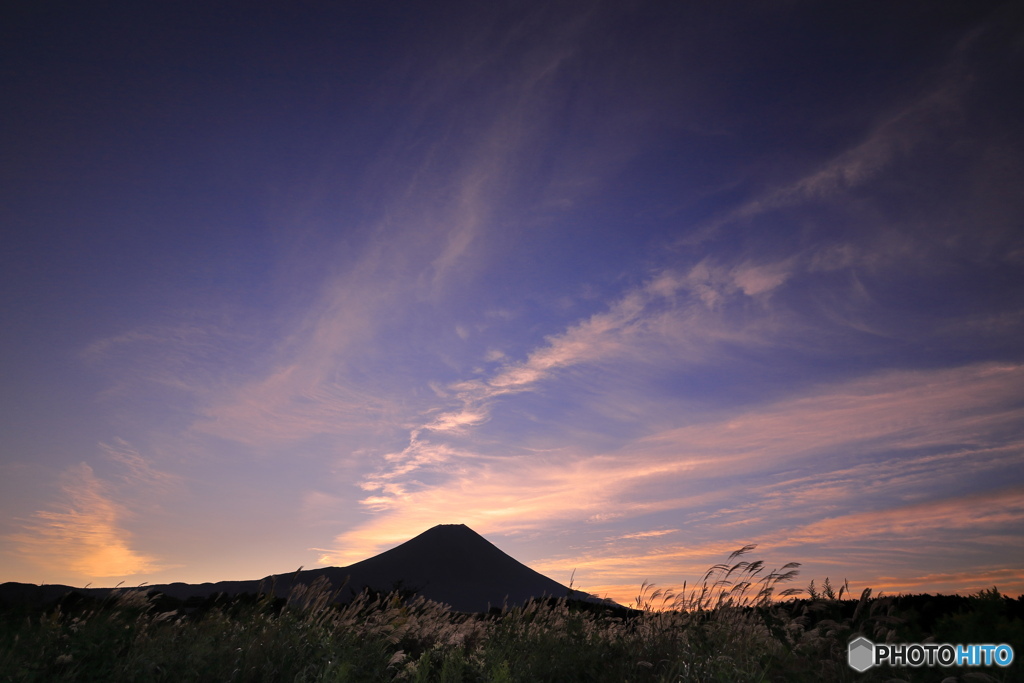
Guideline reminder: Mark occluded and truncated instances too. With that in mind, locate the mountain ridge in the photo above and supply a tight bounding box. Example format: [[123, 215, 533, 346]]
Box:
[[0, 524, 606, 613]]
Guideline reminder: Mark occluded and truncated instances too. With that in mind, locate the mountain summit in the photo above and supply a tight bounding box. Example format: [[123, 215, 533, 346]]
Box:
[[293, 524, 593, 612], [0, 524, 599, 614]]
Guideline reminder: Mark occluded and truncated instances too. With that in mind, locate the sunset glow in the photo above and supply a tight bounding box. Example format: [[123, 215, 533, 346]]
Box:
[[2, 2, 1022, 607]]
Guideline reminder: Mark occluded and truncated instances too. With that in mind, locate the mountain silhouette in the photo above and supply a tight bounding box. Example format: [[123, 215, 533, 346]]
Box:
[[0, 524, 601, 613], [305, 523, 593, 612]]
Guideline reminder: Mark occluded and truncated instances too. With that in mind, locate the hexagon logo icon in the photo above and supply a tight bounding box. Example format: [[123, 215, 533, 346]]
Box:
[[848, 636, 875, 672]]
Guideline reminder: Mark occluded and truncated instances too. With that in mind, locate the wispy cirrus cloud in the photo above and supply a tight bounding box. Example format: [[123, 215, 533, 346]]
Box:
[[358, 258, 801, 492], [82, 319, 253, 400], [778, 485, 1024, 548], [99, 437, 181, 495], [175, 12, 597, 451], [345, 141, 1024, 530], [527, 484, 1024, 604], [6, 462, 164, 579], [330, 358, 1023, 581], [631, 363, 1024, 476], [691, 34, 974, 243], [617, 529, 680, 540]]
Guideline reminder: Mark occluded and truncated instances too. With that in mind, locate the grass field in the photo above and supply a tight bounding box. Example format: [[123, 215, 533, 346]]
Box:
[[2, 548, 1020, 682]]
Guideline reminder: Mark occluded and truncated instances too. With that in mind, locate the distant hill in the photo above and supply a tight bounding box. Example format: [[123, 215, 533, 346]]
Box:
[[0, 524, 607, 614]]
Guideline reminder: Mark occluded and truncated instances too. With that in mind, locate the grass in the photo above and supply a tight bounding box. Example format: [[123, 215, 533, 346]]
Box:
[[1, 549, 1021, 682]]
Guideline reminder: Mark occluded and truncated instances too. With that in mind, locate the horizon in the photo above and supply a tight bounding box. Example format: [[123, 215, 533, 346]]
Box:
[[4, 522, 1018, 605], [2, 1, 1023, 607]]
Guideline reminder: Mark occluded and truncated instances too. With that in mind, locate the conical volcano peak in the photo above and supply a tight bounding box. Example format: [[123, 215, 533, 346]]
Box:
[[373, 524, 513, 566], [330, 523, 585, 612], [398, 524, 498, 549], [416, 523, 484, 541], [426, 523, 471, 532], [429, 523, 476, 533]]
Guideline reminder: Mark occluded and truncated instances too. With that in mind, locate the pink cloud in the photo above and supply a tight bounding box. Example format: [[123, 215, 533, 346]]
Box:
[[6, 463, 164, 580], [332, 362, 1023, 601]]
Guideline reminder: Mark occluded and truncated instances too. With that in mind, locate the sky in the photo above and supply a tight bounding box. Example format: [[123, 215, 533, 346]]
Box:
[[2, 1, 1023, 606]]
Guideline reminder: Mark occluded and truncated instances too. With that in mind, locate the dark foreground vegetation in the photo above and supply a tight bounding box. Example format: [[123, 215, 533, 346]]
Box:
[[2, 550, 1021, 682]]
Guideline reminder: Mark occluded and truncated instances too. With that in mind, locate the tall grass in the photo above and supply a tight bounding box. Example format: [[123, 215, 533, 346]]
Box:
[[1, 549, 1019, 682]]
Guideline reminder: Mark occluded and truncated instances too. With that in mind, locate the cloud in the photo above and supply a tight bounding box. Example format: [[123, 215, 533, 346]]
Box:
[[355, 278, 681, 489], [730, 259, 794, 296], [82, 319, 252, 399], [746, 82, 960, 221], [177, 13, 594, 449], [99, 438, 181, 495], [527, 484, 1024, 604], [423, 407, 490, 434], [185, 250, 418, 446], [488, 288, 649, 390], [617, 529, 680, 540], [327, 453, 631, 565], [679, 257, 795, 308], [196, 362, 398, 445], [7, 463, 163, 579], [353, 191, 1024, 510], [331, 362, 1023, 590], [779, 485, 1024, 547], [366, 257, 798, 480], [864, 566, 1024, 596], [632, 363, 1024, 475], [680, 21, 987, 251], [352, 285, 656, 489]]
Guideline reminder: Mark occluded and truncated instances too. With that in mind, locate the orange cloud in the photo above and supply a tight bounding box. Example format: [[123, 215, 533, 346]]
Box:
[[861, 567, 1024, 597], [777, 486, 1024, 547], [629, 362, 1024, 476], [330, 362, 1023, 602], [8, 463, 162, 579]]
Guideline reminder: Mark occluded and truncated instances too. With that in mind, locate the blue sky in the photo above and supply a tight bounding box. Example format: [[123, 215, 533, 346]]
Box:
[[2, 1, 1023, 604]]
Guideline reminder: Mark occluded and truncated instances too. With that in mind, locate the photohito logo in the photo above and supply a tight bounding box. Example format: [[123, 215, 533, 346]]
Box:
[[848, 636, 1015, 672]]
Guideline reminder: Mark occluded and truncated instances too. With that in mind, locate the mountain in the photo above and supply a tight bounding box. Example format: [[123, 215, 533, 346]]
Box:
[[302, 523, 595, 612], [0, 524, 602, 614]]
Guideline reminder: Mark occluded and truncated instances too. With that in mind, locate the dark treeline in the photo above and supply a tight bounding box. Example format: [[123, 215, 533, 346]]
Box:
[[781, 588, 1024, 644]]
